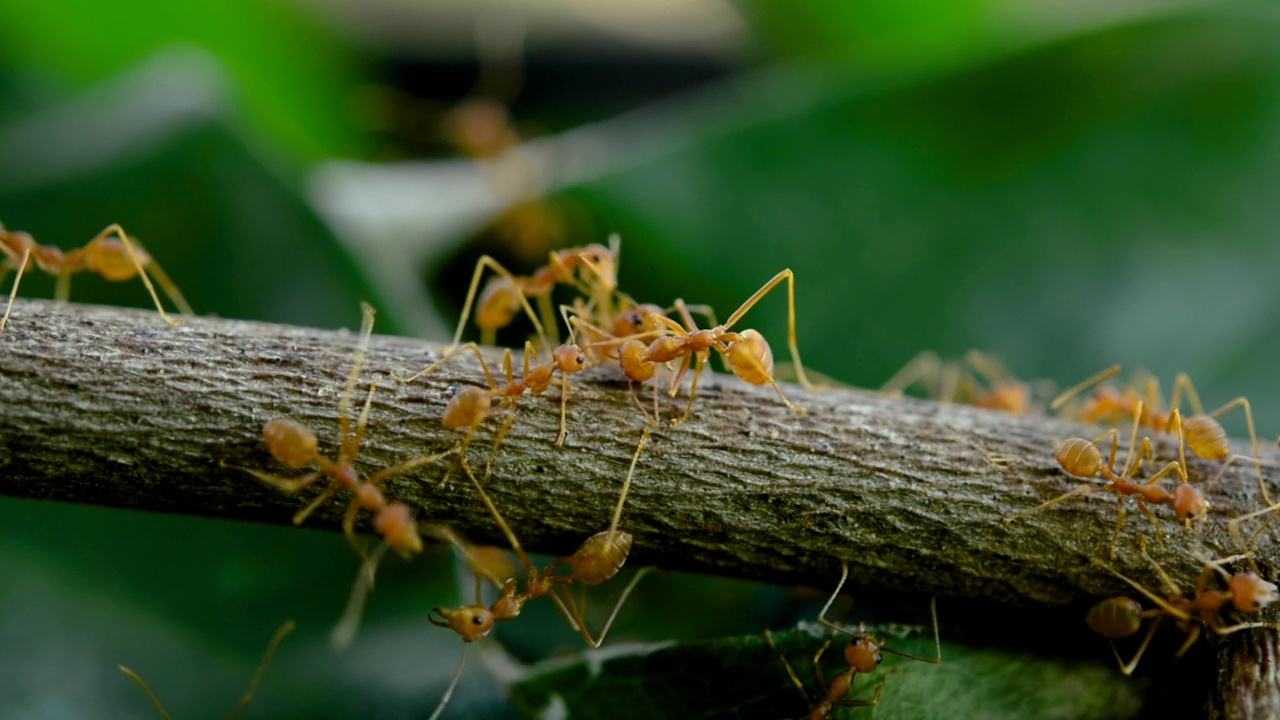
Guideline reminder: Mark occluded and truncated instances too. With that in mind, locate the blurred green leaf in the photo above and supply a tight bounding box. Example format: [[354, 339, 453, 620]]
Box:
[[511, 623, 1143, 719], [0, 0, 361, 161]]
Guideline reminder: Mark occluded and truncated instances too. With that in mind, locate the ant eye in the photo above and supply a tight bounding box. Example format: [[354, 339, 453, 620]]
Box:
[[472, 616, 485, 625], [576, 355, 586, 365], [630, 314, 642, 327]]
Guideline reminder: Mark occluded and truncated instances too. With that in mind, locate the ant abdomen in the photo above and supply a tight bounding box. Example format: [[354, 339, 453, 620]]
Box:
[[263, 418, 318, 469], [560, 530, 632, 585], [476, 277, 523, 331], [84, 236, 152, 281], [1182, 415, 1229, 461], [1086, 597, 1143, 639], [726, 328, 775, 385], [442, 386, 493, 429], [1055, 438, 1103, 477]]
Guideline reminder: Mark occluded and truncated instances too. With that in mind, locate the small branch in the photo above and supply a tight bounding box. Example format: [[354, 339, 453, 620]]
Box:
[[3, 298, 1276, 601]]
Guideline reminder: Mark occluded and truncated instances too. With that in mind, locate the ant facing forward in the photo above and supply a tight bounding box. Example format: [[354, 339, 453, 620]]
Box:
[[0, 222, 192, 331]]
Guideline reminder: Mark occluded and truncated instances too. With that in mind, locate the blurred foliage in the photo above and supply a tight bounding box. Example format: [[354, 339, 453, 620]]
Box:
[[3, 1, 1280, 718]]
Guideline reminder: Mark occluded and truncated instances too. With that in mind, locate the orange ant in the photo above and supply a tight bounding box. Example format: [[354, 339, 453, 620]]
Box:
[[765, 562, 940, 718], [118, 619, 295, 719], [1005, 401, 1205, 558], [606, 269, 813, 425], [0, 222, 192, 332], [451, 238, 619, 349], [232, 303, 459, 558], [1054, 365, 1267, 505], [1090, 537, 1280, 674], [880, 349, 1037, 414]]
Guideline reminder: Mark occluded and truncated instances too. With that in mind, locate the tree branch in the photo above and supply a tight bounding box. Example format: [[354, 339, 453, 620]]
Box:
[[2, 298, 1278, 710]]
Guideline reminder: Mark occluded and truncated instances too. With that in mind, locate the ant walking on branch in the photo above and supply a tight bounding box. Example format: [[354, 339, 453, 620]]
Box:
[[766, 562, 941, 719], [1053, 365, 1266, 505], [231, 303, 459, 558], [1005, 400, 1205, 558], [0, 222, 192, 332], [1089, 537, 1279, 674]]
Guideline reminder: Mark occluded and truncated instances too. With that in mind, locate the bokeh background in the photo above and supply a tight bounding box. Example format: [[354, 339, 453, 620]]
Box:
[[2, 1, 1279, 717]]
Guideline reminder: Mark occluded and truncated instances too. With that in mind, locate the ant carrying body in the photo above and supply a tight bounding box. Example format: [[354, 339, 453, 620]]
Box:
[[0, 222, 192, 332]]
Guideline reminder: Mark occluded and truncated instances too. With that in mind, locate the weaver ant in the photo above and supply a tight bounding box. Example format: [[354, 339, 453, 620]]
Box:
[[1005, 401, 1205, 558], [450, 238, 619, 350], [118, 619, 295, 719], [1089, 537, 1279, 674], [879, 349, 1037, 414], [1053, 365, 1266, 505], [606, 269, 813, 425], [766, 562, 940, 718], [233, 303, 458, 558], [0, 222, 192, 332]]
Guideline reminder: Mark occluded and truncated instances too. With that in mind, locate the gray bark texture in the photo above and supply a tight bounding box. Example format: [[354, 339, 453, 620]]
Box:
[[1, 298, 1278, 716]]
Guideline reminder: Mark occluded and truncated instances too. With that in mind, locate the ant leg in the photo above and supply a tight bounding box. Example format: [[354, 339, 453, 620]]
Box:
[[721, 269, 814, 390], [535, 292, 560, 346], [427, 645, 469, 720], [834, 681, 885, 708], [366, 445, 462, 488], [449, 255, 546, 350], [1206, 396, 1267, 506], [810, 634, 833, 693], [881, 596, 943, 664], [1168, 372, 1208, 417], [0, 245, 31, 332], [1137, 536, 1181, 596], [672, 354, 705, 427], [393, 342, 499, 387], [458, 457, 538, 577], [292, 482, 343, 525], [117, 665, 175, 720], [1051, 364, 1122, 411], [1108, 502, 1128, 561], [763, 629, 815, 705], [338, 303, 377, 459], [1173, 625, 1202, 658], [1092, 558, 1191, 622], [99, 225, 185, 326], [1113, 616, 1162, 676], [1004, 483, 1108, 524], [1133, 499, 1166, 553], [561, 566, 654, 648], [341, 501, 368, 557], [879, 352, 942, 398], [226, 620, 296, 720], [330, 542, 391, 649], [240, 468, 324, 494], [605, 427, 650, 548], [816, 562, 853, 634]]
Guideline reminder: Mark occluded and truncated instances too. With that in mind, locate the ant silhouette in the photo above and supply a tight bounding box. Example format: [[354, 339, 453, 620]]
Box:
[[232, 303, 458, 558], [118, 619, 295, 719], [880, 349, 1039, 415], [1090, 537, 1280, 674], [1005, 400, 1206, 558], [0, 222, 192, 332], [1053, 365, 1266, 505], [603, 269, 813, 425], [765, 563, 940, 719]]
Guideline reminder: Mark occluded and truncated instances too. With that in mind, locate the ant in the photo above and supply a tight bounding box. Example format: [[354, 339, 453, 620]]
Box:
[[1090, 537, 1280, 674], [605, 269, 813, 425], [879, 349, 1038, 414], [765, 562, 940, 719], [232, 303, 458, 558], [451, 239, 619, 350], [0, 222, 192, 332], [118, 619, 295, 719], [1053, 365, 1267, 505], [1005, 401, 1206, 559], [395, 333, 590, 455]]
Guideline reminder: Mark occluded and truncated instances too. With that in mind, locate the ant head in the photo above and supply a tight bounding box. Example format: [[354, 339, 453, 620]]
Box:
[[612, 304, 664, 339], [444, 98, 514, 158], [430, 605, 495, 642], [443, 387, 492, 429], [1173, 484, 1209, 520], [577, 243, 617, 292], [844, 633, 883, 675], [552, 344, 588, 373], [263, 418, 318, 469], [1054, 438, 1103, 478], [725, 329, 775, 386], [376, 504, 423, 556], [1229, 572, 1279, 613], [1086, 597, 1143, 639]]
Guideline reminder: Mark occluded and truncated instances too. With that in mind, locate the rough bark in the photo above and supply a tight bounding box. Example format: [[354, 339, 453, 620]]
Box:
[[1, 298, 1277, 712]]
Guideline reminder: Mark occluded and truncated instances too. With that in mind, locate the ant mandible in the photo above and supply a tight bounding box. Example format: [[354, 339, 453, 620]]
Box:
[[1, 222, 192, 332], [118, 619, 295, 719], [232, 303, 459, 558], [1005, 400, 1205, 559], [766, 562, 941, 719]]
